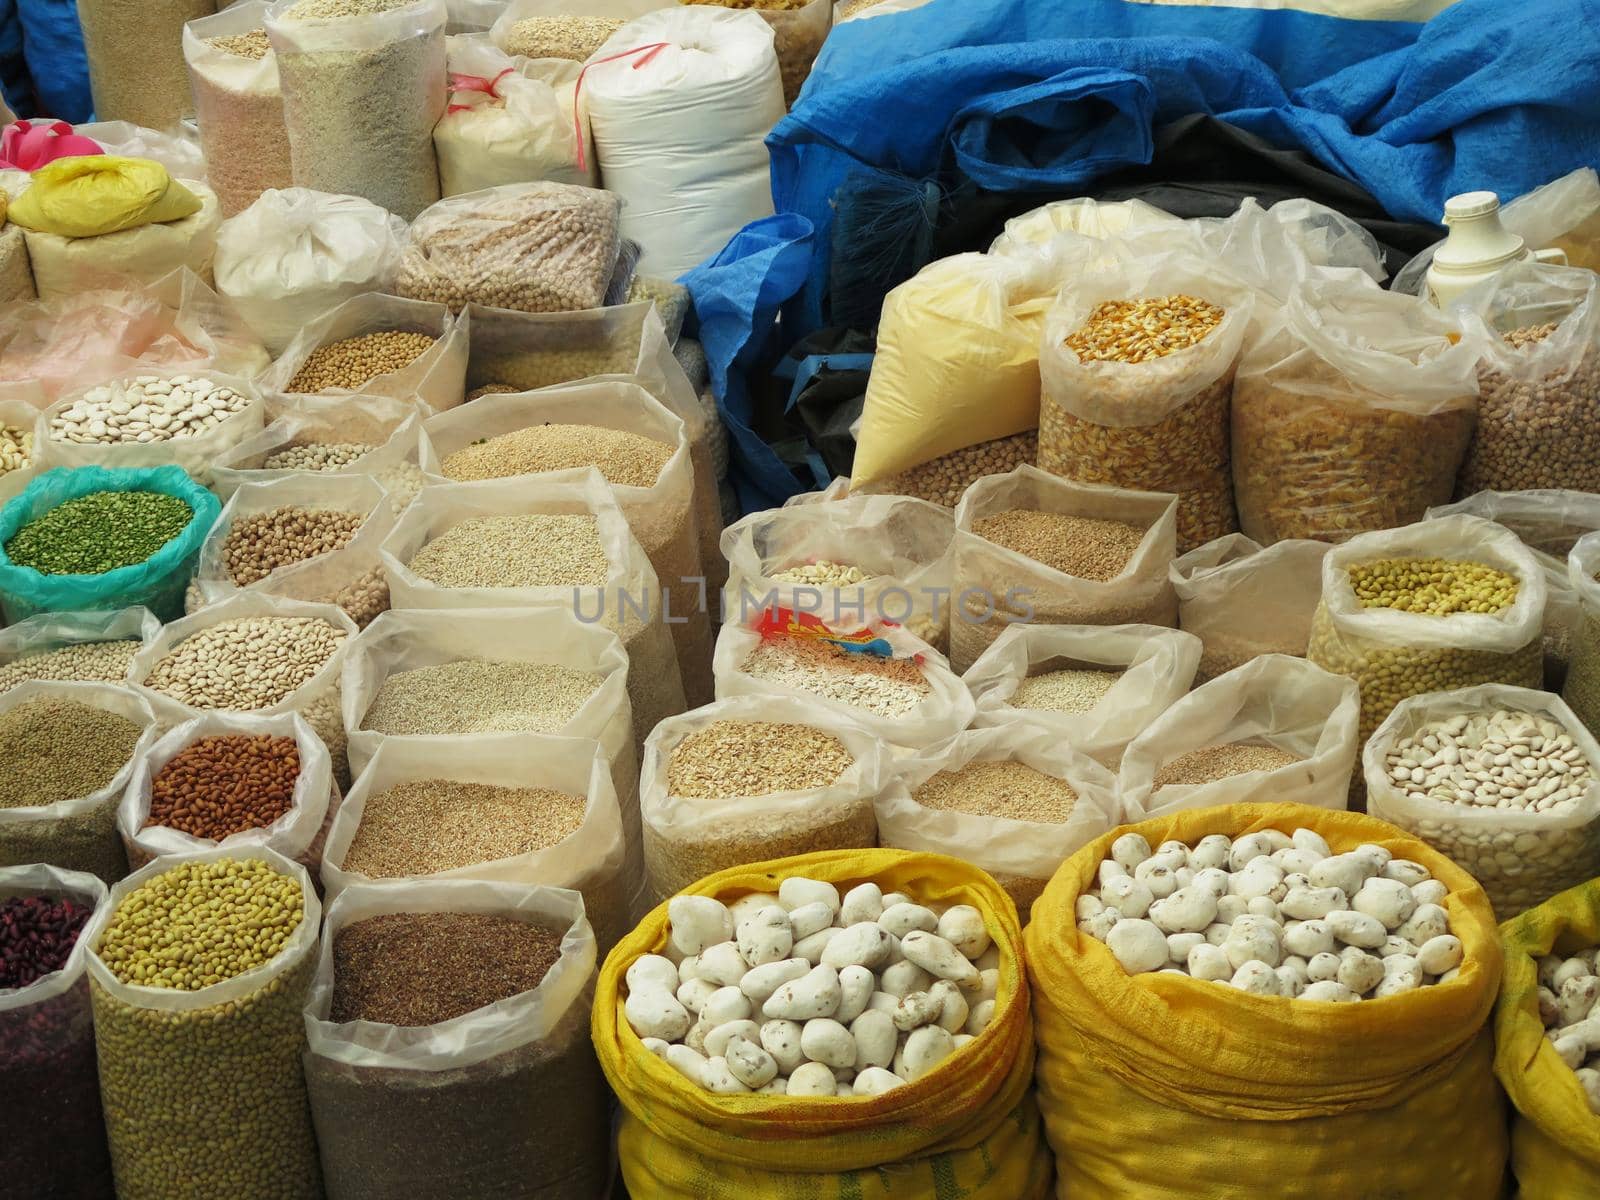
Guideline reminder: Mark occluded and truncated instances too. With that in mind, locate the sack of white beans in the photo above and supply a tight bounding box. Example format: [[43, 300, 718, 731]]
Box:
[[0, 606, 162, 695]]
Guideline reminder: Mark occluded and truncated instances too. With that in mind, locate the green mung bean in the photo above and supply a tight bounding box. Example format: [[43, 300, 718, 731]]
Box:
[[6, 492, 193, 576]]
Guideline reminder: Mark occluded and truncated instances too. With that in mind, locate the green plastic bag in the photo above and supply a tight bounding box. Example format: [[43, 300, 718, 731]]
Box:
[[0, 466, 219, 622]]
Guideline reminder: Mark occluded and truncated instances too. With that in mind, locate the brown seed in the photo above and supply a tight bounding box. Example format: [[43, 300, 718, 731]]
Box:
[[147, 735, 301, 840]]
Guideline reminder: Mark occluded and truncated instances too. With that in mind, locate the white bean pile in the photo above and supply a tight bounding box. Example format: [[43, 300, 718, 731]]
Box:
[[50, 376, 249, 445], [1385, 710, 1593, 814], [1536, 949, 1600, 1114], [624, 877, 997, 1097], [1078, 829, 1463, 1001]]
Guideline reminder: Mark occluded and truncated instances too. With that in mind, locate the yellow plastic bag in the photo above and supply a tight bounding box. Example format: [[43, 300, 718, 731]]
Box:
[[8, 156, 201, 238], [1026, 802, 1506, 1200], [592, 847, 1053, 1200], [1496, 881, 1600, 1198]]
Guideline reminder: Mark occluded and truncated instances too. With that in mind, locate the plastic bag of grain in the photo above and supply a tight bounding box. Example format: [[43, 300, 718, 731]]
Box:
[[0, 680, 158, 882], [1561, 532, 1600, 745], [683, 0, 829, 107], [435, 37, 592, 193], [0, 607, 161, 695], [964, 623, 1202, 766], [183, 4, 295, 217], [1307, 515, 1547, 758], [1171, 534, 1331, 681], [380, 470, 687, 742], [874, 723, 1119, 921], [714, 614, 973, 752], [260, 293, 467, 412], [1038, 251, 1253, 552], [320, 734, 631, 949], [1233, 281, 1482, 544], [422, 379, 712, 703], [266, 0, 447, 220], [0, 395, 40, 506], [491, 0, 662, 60], [0, 214, 35, 304], [640, 694, 885, 900], [1118, 654, 1360, 819], [184, 474, 395, 628], [213, 189, 408, 355], [118, 711, 336, 872], [1426, 490, 1600, 691], [949, 464, 1180, 672], [77, 0, 213, 128], [304, 880, 609, 1199]]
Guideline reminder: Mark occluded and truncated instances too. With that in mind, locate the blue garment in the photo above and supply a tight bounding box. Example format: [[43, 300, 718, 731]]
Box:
[[0, 0, 92, 122]]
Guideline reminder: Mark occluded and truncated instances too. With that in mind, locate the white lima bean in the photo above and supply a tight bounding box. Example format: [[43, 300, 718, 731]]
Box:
[[1536, 948, 1600, 1115], [50, 376, 249, 445], [623, 880, 997, 1095], [1079, 829, 1459, 1002]]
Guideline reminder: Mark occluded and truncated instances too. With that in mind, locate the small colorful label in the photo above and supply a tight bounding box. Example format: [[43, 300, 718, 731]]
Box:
[[753, 607, 898, 658]]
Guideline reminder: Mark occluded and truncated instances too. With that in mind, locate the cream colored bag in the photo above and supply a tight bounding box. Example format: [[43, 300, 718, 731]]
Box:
[[1171, 534, 1330, 681], [0, 606, 162, 692]]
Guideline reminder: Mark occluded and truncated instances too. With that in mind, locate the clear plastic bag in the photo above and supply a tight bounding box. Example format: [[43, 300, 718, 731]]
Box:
[[741, 0, 830, 108], [1366, 683, 1600, 919], [259, 293, 468, 413], [1307, 515, 1547, 759], [988, 196, 1187, 260], [964, 622, 1202, 767], [303, 880, 609, 1200], [1038, 251, 1253, 551], [320, 734, 629, 952], [185, 474, 396, 629], [380, 470, 687, 741], [183, 3, 296, 217], [83, 845, 323, 1199], [213, 189, 408, 355], [873, 724, 1119, 921], [1118, 654, 1360, 819], [1561, 531, 1600, 746], [490, 0, 666, 60], [0, 680, 157, 882], [0, 606, 162, 693], [949, 465, 1180, 672], [118, 711, 336, 873], [640, 693, 885, 901], [266, 0, 447, 220], [1233, 282, 1482, 544], [0, 222, 34, 305], [1171, 533, 1331, 681], [721, 493, 956, 649], [77, 0, 214, 129], [0, 395, 41, 507]]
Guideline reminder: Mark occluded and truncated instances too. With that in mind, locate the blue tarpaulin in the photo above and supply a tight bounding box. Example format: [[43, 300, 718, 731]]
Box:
[[686, 0, 1600, 511]]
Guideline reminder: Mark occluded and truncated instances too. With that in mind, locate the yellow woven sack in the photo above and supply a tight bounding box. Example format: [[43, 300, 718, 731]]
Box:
[[1496, 881, 1600, 1198], [8, 156, 202, 238], [593, 847, 1053, 1200], [1026, 802, 1506, 1200]]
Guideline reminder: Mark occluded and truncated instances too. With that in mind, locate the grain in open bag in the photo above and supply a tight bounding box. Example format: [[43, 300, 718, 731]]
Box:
[[1026, 802, 1506, 1200], [721, 494, 955, 649], [641, 695, 886, 900], [1306, 515, 1546, 757], [596, 847, 1052, 1199], [713, 615, 973, 752], [949, 464, 1179, 672], [0, 396, 40, 507], [0, 864, 113, 1198], [304, 880, 608, 1200], [875, 724, 1120, 921], [1561, 531, 1600, 744], [1117, 653, 1359, 819], [423, 378, 712, 702], [119, 710, 336, 873], [1428, 489, 1600, 689], [183, 4, 295, 218], [964, 622, 1202, 766], [0, 606, 160, 693], [266, 0, 446, 219], [1038, 251, 1252, 551], [321, 733, 631, 950], [1365, 683, 1600, 919], [260, 291, 467, 411], [1232, 281, 1482, 544], [130, 591, 358, 786], [214, 188, 408, 354], [489, 0, 656, 58], [380, 470, 687, 750], [1172, 533, 1331, 680], [84, 846, 322, 1200]]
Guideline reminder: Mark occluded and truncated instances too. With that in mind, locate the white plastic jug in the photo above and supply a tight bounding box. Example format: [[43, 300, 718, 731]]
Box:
[[1426, 191, 1567, 307]]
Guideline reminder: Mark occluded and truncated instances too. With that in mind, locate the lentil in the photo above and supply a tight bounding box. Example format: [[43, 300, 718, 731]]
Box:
[[262, 441, 377, 471], [914, 759, 1079, 823], [342, 780, 587, 878], [5, 491, 192, 576], [1347, 557, 1520, 615], [406, 514, 609, 589], [0, 639, 141, 691], [0, 425, 32, 474], [360, 660, 602, 736], [973, 509, 1145, 580], [329, 911, 563, 1025], [499, 14, 623, 60], [146, 735, 301, 841], [1011, 667, 1123, 713], [143, 616, 347, 710], [740, 634, 931, 717], [220, 505, 364, 586], [0, 699, 142, 810], [861, 432, 1036, 508], [439, 423, 672, 488], [287, 331, 437, 393], [1152, 742, 1303, 787]]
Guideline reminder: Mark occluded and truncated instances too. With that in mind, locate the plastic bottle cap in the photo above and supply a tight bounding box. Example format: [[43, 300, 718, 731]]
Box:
[[1443, 191, 1501, 222]]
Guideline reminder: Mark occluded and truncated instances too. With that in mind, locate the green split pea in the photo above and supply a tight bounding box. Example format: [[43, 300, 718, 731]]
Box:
[[6, 490, 193, 575]]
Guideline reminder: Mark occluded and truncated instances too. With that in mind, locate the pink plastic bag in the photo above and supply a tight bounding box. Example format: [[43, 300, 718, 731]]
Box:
[[0, 121, 102, 172]]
